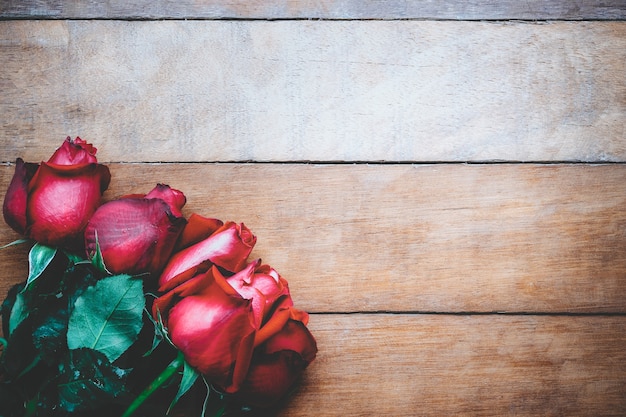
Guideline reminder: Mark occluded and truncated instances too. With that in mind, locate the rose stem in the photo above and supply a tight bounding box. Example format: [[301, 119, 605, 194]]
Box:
[[120, 350, 185, 417], [24, 395, 39, 417]]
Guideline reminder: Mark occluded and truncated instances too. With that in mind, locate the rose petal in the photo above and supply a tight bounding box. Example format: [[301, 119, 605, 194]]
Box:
[[144, 183, 186, 218], [85, 197, 186, 275], [159, 221, 256, 291], [165, 268, 256, 392], [238, 350, 307, 408], [226, 261, 291, 330], [47, 136, 98, 165], [152, 270, 213, 322], [2, 158, 38, 235], [227, 261, 266, 327], [254, 307, 291, 348], [175, 213, 224, 251], [238, 320, 317, 407], [263, 320, 318, 363], [26, 162, 111, 246]]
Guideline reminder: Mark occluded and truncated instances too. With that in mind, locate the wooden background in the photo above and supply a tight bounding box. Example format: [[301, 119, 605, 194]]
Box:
[[1, 1, 626, 415]]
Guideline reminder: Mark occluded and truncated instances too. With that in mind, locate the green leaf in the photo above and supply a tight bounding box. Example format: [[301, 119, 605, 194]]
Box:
[[8, 292, 27, 335], [8, 244, 58, 334], [0, 238, 29, 249], [67, 274, 145, 362], [0, 337, 6, 362], [33, 309, 70, 363], [58, 348, 131, 412], [1, 312, 42, 380], [1, 282, 24, 335], [63, 250, 86, 265], [90, 231, 111, 276], [27, 243, 57, 287], [168, 360, 199, 413]]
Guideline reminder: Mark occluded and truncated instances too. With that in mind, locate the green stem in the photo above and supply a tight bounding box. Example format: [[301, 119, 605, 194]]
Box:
[[24, 395, 38, 417], [120, 350, 185, 417]]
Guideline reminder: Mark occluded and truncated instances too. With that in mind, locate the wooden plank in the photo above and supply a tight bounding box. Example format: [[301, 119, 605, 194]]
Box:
[[1, 0, 625, 20], [1, 20, 625, 163], [278, 314, 626, 416], [2, 163, 625, 314]]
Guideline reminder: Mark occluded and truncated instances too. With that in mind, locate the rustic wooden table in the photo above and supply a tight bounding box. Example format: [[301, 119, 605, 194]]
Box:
[[1, 1, 626, 416]]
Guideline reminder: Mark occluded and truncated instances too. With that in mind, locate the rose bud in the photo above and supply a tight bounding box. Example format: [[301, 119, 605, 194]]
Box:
[[152, 265, 256, 393], [238, 319, 317, 408], [158, 221, 256, 292], [84, 184, 187, 276], [2, 137, 111, 248]]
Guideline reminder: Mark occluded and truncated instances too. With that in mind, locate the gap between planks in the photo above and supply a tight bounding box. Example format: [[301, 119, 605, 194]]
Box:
[[2, 0, 626, 21], [308, 311, 626, 316]]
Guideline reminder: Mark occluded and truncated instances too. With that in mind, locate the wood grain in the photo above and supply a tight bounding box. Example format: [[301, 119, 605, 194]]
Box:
[[1, 7, 625, 416], [2, 163, 625, 314], [2, 20, 625, 163], [277, 314, 626, 417], [1, 0, 625, 20]]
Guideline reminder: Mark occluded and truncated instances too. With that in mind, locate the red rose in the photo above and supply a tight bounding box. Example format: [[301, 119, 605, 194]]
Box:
[[2, 137, 111, 248], [158, 220, 256, 291], [153, 265, 256, 393], [154, 216, 316, 406], [238, 319, 317, 408], [84, 184, 187, 275], [225, 260, 317, 407]]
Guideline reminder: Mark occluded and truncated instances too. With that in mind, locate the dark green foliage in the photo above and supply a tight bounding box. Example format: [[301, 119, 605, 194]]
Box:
[[0, 245, 178, 417]]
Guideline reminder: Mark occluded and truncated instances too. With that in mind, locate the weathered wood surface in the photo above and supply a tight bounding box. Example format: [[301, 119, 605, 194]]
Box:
[[2, 4, 626, 416], [275, 314, 626, 417], [1, 0, 626, 20], [2, 163, 625, 314], [2, 20, 625, 163]]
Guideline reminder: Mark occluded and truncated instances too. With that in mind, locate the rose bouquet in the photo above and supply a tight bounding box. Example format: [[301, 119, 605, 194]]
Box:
[[0, 138, 317, 416]]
